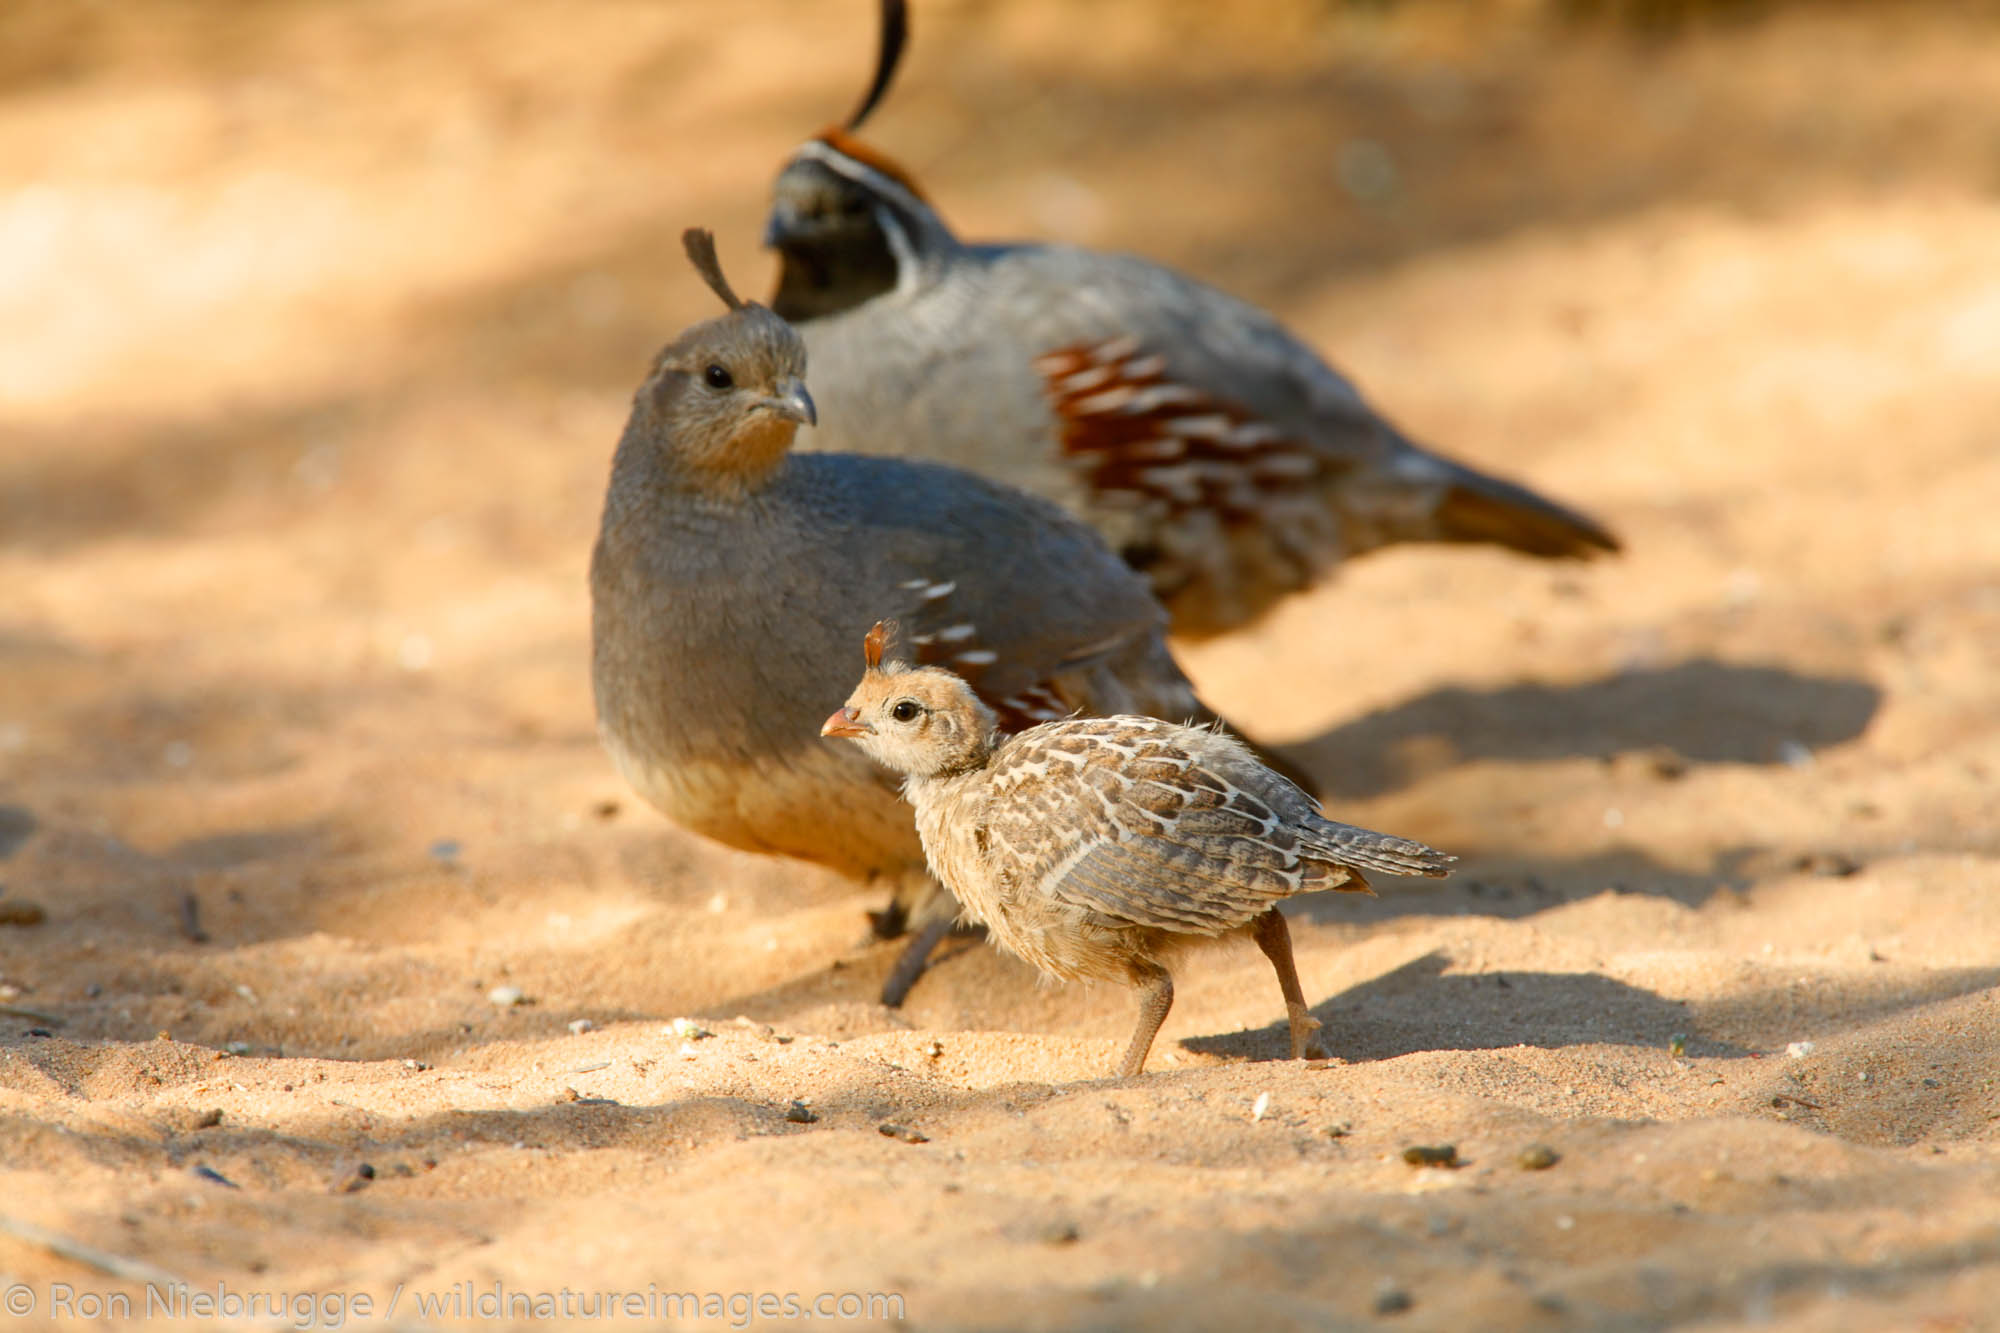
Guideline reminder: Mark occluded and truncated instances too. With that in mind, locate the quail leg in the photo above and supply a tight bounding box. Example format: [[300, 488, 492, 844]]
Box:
[[1253, 908, 1327, 1060], [1117, 961, 1175, 1078], [880, 913, 956, 1008]]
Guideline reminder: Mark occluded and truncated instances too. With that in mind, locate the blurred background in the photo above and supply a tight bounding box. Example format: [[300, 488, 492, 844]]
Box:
[[4, 3, 2000, 1320]]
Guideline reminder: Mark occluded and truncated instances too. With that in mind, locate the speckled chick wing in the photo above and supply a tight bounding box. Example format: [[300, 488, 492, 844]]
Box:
[[830, 662, 1453, 985], [914, 717, 1452, 983]]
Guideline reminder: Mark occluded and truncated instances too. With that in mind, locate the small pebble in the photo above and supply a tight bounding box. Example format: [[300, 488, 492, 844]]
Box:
[[333, 1162, 376, 1194], [1323, 1122, 1352, 1139], [1040, 1221, 1081, 1246], [1517, 1144, 1560, 1171], [878, 1123, 928, 1144], [556, 1087, 580, 1104], [1251, 1093, 1271, 1122], [403, 1058, 430, 1071], [1668, 1033, 1688, 1058], [1402, 1144, 1461, 1169], [1373, 1286, 1413, 1316], [567, 1018, 594, 1036], [487, 985, 525, 1008], [189, 1164, 238, 1189], [1786, 1041, 1815, 1059], [226, 1040, 252, 1056], [1776, 740, 1814, 769], [0, 901, 45, 927], [194, 1108, 223, 1130], [670, 1017, 713, 1040], [26, 1027, 51, 1038], [428, 839, 461, 862], [1794, 851, 1861, 878], [784, 1100, 817, 1124], [593, 800, 621, 820]]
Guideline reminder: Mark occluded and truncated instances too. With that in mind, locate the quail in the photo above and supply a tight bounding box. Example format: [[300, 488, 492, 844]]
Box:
[[765, 0, 1619, 639], [823, 623, 1455, 1077], [591, 229, 1310, 1006]]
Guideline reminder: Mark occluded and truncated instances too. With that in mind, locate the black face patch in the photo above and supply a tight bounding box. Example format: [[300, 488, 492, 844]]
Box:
[[767, 158, 903, 322]]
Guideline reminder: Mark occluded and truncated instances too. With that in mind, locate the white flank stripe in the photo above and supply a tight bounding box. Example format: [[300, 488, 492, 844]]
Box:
[[1075, 385, 1138, 414], [1060, 364, 1115, 393], [1119, 383, 1204, 414], [1091, 335, 1142, 364], [1227, 422, 1286, 449]]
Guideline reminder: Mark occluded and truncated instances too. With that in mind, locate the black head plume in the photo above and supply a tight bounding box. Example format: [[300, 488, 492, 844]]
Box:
[[844, 0, 908, 132], [682, 228, 744, 310]]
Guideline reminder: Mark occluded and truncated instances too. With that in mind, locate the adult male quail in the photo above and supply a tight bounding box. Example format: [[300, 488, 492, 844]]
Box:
[[766, 0, 1619, 638], [823, 624, 1455, 1077], [591, 229, 1305, 1006]]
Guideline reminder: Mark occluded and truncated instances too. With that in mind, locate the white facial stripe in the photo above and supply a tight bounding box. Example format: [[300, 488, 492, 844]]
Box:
[[794, 139, 931, 218], [792, 139, 932, 295]]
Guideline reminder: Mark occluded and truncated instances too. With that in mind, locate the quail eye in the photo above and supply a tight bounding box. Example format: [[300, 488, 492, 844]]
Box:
[[703, 363, 733, 390], [889, 700, 921, 724]]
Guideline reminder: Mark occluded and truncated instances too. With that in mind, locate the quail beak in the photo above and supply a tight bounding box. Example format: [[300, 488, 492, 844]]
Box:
[[765, 379, 817, 427], [820, 705, 871, 739], [762, 203, 802, 250]]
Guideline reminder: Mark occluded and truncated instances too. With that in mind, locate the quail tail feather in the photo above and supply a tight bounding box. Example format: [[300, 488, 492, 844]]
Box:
[[1426, 455, 1621, 560], [1301, 818, 1456, 879]]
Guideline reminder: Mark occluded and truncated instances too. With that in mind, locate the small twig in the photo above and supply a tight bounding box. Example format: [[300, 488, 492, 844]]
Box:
[[0, 1005, 64, 1026], [178, 891, 208, 944], [0, 1214, 185, 1287]]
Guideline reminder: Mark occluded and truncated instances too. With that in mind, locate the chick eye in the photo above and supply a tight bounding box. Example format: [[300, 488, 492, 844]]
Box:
[[703, 364, 733, 390], [889, 700, 921, 724]]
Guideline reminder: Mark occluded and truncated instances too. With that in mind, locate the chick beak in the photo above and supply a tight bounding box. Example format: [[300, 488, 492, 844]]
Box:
[[767, 379, 817, 427], [820, 705, 870, 739]]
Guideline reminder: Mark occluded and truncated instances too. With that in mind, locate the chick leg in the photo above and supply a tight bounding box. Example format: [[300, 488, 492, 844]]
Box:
[[1253, 908, 1327, 1060], [1117, 962, 1174, 1078]]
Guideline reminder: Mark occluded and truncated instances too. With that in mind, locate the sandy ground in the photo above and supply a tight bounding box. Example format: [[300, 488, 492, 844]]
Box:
[[3, 1, 1999, 1328]]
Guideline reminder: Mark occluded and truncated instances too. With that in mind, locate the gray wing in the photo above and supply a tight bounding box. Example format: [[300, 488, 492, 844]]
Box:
[[981, 718, 1450, 935], [790, 453, 1195, 728]]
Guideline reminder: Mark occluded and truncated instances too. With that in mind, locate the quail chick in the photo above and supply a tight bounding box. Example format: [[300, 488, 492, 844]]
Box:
[[591, 229, 1305, 1005], [767, 0, 1619, 638], [823, 624, 1455, 1076]]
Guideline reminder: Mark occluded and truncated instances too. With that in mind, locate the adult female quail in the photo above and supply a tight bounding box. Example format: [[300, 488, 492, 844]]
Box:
[[590, 230, 1309, 1005]]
